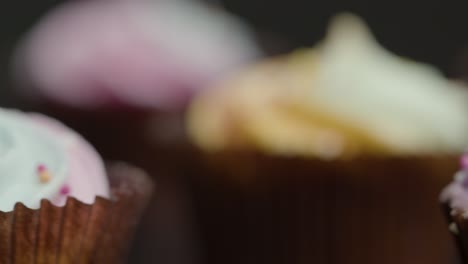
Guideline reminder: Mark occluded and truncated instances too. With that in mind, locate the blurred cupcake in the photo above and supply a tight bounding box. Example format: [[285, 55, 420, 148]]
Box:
[[0, 107, 153, 263], [186, 13, 468, 264], [11, 0, 260, 150], [440, 153, 468, 264], [13, 0, 260, 111], [11, 0, 260, 261], [10, 0, 261, 154]]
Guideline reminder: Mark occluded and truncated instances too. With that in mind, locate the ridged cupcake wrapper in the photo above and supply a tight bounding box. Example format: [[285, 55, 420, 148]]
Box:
[[189, 152, 458, 264], [0, 162, 154, 264]]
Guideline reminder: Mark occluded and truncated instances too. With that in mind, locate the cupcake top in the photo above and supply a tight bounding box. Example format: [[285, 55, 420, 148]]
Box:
[[0, 109, 109, 211], [187, 13, 468, 159], [12, 0, 260, 110], [440, 154, 468, 212]]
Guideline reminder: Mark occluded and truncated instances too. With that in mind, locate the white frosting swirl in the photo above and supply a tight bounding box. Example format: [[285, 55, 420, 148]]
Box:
[[0, 109, 109, 211]]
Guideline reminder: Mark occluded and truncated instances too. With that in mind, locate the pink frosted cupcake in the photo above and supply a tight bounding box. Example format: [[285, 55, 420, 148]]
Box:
[[10, 1, 258, 261], [0, 108, 153, 263], [10, 0, 260, 151], [440, 153, 468, 264], [9, 0, 261, 182], [12, 0, 260, 111]]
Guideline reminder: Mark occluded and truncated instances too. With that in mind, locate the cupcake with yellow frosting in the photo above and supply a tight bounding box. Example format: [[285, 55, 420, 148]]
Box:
[[186, 14, 467, 264]]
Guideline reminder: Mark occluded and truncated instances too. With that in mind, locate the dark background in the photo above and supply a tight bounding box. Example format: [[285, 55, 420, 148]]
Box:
[[222, 0, 468, 72]]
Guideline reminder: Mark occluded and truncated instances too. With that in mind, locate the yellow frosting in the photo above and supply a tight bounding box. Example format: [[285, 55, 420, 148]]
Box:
[[187, 14, 468, 159]]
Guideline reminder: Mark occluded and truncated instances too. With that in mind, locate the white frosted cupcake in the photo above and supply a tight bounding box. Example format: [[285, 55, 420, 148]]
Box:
[[440, 153, 468, 264], [0, 108, 153, 263]]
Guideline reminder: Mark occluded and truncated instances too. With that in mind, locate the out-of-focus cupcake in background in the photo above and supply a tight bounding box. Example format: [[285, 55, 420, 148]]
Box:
[[10, 0, 260, 263], [13, 0, 260, 112], [11, 0, 260, 150], [440, 153, 468, 264], [186, 13, 468, 264]]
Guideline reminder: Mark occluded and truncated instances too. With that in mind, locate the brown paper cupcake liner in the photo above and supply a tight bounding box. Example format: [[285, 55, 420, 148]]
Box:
[[188, 151, 458, 264], [0, 162, 154, 264], [30, 105, 191, 263]]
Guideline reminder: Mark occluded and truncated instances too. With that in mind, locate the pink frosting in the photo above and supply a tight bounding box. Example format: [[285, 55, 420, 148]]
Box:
[[13, 0, 260, 110], [28, 113, 109, 205], [440, 154, 468, 212]]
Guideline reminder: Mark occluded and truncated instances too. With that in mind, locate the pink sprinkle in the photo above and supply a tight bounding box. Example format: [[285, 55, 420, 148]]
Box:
[[37, 164, 46, 172], [60, 185, 70, 195], [461, 155, 468, 169]]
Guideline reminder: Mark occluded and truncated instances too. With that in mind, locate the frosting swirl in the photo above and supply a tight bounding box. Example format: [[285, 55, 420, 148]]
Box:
[[0, 109, 109, 211], [306, 14, 468, 155], [187, 13, 468, 159], [440, 154, 468, 211], [13, 0, 260, 110]]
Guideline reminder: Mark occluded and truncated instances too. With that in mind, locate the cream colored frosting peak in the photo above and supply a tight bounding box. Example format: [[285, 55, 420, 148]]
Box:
[[309, 13, 468, 154], [187, 13, 468, 158]]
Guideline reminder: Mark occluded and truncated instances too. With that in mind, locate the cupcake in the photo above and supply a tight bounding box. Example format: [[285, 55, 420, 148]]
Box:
[[440, 154, 468, 264], [186, 13, 467, 264], [12, 0, 260, 112], [0, 108, 153, 263], [10, 0, 260, 157], [10, 0, 260, 261]]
